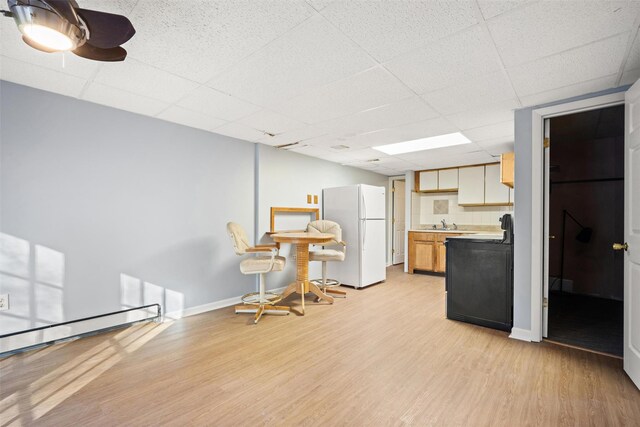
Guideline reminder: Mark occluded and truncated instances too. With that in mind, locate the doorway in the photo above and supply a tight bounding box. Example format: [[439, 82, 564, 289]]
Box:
[[392, 179, 405, 265], [545, 105, 625, 357]]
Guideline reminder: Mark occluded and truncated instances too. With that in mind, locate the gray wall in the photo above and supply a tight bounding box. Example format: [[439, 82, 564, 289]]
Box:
[[256, 144, 388, 290], [513, 85, 629, 333], [0, 81, 255, 334]]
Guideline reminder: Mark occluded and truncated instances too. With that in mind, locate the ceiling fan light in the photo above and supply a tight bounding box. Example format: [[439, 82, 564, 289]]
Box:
[[10, 3, 84, 52], [21, 24, 73, 50]]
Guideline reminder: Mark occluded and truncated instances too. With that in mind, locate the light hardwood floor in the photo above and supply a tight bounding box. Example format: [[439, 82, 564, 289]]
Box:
[[2, 266, 640, 426]]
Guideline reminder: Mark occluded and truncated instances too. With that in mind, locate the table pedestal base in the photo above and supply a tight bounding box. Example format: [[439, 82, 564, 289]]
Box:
[[281, 243, 334, 314]]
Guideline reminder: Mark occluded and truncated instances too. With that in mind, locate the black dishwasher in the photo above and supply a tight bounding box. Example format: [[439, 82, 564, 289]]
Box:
[[445, 214, 513, 332]]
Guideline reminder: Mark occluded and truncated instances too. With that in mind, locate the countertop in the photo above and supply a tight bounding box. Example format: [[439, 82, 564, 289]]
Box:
[[446, 233, 504, 240], [408, 229, 499, 235]]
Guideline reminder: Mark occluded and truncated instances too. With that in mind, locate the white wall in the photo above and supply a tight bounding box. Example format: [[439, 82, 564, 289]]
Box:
[[0, 82, 256, 336], [256, 145, 388, 290]]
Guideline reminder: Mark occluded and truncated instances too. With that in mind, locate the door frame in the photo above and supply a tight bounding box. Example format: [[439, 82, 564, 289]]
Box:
[[387, 176, 405, 267], [530, 92, 625, 342]]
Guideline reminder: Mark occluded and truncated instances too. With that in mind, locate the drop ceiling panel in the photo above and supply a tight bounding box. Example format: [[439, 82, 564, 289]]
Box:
[[445, 98, 520, 130], [256, 125, 328, 146], [320, 0, 478, 62], [237, 110, 307, 135], [94, 59, 199, 103], [488, 1, 640, 67], [288, 145, 357, 163], [312, 97, 440, 138], [625, 31, 640, 71], [395, 142, 484, 163], [519, 74, 617, 107], [177, 87, 261, 122], [384, 26, 504, 94], [212, 122, 266, 142], [207, 14, 377, 107], [272, 67, 414, 124], [412, 151, 497, 170], [422, 71, 517, 115], [0, 57, 88, 98], [475, 141, 514, 156], [82, 83, 169, 116], [508, 33, 628, 96], [125, 0, 315, 83], [622, 68, 640, 86], [156, 106, 227, 132], [462, 121, 514, 142], [477, 0, 535, 20]]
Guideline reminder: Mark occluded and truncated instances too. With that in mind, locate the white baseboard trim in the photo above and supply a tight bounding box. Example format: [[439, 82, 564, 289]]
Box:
[[164, 286, 288, 320], [509, 327, 533, 342]]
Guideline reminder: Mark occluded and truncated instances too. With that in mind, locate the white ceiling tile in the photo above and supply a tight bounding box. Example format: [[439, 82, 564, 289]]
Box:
[[422, 71, 516, 115], [476, 141, 515, 156], [94, 59, 199, 103], [156, 106, 227, 132], [313, 96, 440, 137], [306, 0, 334, 11], [208, 14, 377, 107], [1, 19, 100, 79], [336, 116, 460, 149], [0, 57, 87, 98], [256, 125, 329, 146], [625, 30, 640, 71], [237, 110, 307, 135], [395, 142, 484, 163], [343, 148, 392, 161], [320, 0, 478, 62], [488, 1, 640, 67], [519, 74, 618, 107], [621, 67, 640, 86], [384, 26, 504, 94], [80, 0, 139, 15], [126, 0, 315, 83], [411, 151, 497, 170], [289, 145, 357, 163], [177, 87, 261, 121], [82, 82, 169, 116], [463, 121, 514, 143], [445, 98, 519, 130], [272, 67, 414, 123], [477, 0, 536, 20], [508, 33, 628, 97], [212, 122, 266, 142]]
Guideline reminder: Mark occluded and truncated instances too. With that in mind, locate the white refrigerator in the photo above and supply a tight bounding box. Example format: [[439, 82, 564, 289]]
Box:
[[323, 184, 386, 288]]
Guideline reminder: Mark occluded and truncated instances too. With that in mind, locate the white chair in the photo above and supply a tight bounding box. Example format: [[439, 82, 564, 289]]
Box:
[[227, 222, 290, 323], [307, 220, 347, 299]]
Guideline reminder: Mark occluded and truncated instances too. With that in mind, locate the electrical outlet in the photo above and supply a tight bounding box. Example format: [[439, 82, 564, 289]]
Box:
[[0, 294, 9, 311]]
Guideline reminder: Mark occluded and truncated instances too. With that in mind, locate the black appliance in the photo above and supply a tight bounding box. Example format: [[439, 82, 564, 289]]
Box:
[[445, 214, 514, 331]]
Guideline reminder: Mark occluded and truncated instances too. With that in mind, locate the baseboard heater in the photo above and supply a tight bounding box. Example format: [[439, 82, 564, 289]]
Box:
[[0, 304, 161, 357]]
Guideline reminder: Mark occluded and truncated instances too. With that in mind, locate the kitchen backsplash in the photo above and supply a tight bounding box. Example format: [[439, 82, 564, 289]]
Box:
[[411, 192, 514, 228]]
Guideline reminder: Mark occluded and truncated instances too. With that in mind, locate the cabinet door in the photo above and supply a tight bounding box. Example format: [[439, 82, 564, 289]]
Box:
[[434, 243, 446, 273], [500, 152, 514, 188], [414, 241, 435, 271], [458, 166, 485, 205], [419, 171, 438, 191], [438, 168, 458, 190], [485, 164, 510, 205]]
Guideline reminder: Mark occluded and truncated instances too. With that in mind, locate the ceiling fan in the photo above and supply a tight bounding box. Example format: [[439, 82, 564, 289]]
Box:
[[2, 0, 135, 61]]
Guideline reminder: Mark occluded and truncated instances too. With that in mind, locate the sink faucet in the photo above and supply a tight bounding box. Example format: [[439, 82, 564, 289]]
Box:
[[441, 219, 447, 229]]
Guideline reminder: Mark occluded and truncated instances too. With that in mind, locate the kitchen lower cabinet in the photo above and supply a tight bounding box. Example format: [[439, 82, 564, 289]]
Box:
[[409, 232, 460, 274]]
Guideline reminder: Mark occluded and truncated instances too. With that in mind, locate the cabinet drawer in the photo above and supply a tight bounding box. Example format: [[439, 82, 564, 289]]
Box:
[[411, 232, 436, 242]]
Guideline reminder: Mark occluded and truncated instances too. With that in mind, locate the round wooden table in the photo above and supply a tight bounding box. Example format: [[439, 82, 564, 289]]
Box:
[[271, 232, 335, 314]]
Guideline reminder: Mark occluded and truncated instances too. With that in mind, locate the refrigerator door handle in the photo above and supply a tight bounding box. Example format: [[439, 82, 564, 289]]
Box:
[[362, 219, 366, 251], [362, 191, 367, 220]]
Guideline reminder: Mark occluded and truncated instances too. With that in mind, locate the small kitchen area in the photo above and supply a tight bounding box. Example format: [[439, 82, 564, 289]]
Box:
[[404, 153, 515, 331]]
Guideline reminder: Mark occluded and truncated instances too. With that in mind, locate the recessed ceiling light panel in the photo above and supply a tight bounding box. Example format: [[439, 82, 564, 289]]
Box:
[[373, 132, 471, 155]]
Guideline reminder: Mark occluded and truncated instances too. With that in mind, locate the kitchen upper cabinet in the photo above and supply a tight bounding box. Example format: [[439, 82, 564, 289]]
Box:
[[485, 164, 510, 205], [458, 166, 485, 206], [500, 152, 514, 188], [438, 168, 458, 191], [418, 170, 438, 191]]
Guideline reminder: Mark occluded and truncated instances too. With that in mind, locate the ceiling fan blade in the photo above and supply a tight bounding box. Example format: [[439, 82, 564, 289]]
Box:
[[45, 0, 80, 25], [75, 8, 135, 49], [72, 43, 127, 62], [22, 35, 58, 53]]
